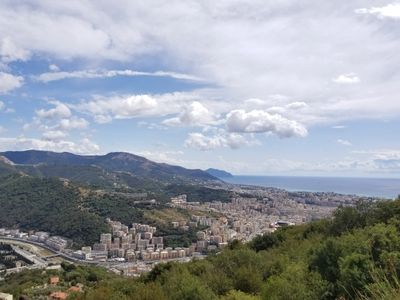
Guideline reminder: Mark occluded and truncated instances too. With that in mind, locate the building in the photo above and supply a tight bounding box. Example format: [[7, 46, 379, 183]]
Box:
[[46, 236, 68, 251], [49, 291, 68, 300], [50, 276, 60, 285], [0, 292, 13, 300]]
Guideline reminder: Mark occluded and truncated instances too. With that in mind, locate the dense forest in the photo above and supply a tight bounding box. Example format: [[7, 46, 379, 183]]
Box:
[[2, 197, 400, 299]]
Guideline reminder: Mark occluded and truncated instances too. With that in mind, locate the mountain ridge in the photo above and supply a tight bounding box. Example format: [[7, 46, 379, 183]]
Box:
[[206, 168, 233, 178], [0, 150, 219, 185]]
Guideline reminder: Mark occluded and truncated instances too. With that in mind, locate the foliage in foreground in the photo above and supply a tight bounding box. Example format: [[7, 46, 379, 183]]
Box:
[[3, 196, 400, 299]]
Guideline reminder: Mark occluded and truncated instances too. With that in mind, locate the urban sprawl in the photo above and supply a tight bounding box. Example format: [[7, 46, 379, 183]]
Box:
[[0, 186, 376, 276]]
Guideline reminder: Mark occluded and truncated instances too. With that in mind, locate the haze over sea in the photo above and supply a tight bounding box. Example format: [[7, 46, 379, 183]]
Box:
[[223, 176, 400, 199]]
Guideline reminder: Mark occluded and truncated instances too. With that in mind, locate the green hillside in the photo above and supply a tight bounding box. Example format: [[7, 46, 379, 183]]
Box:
[[0, 174, 220, 247], [1, 150, 218, 185], [3, 197, 400, 299]]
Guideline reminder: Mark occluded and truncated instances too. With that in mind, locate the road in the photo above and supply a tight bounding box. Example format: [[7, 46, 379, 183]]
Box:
[[0, 236, 96, 265]]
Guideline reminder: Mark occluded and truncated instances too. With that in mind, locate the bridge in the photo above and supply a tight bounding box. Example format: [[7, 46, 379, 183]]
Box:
[[0, 236, 117, 267]]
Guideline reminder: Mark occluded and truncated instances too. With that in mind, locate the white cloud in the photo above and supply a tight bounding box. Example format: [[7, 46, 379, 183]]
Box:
[[0, 137, 100, 154], [285, 102, 308, 110], [163, 101, 216, 127], [356, 3, 400, 19], [226, 109, 308, 138], [35, 69, 203, 83], [337, 139, 352, 146], [42, 130, 67, 141], [184, 131, 255, 151], [352, 149, 400, 160], [76, 92, 205, 122], [135, 150, 184, 165], [36, 102, 71, 119], [93, 114, 113, 124], [0, 1, 399, 127], [332, 125, 347, 129], [0, 101, 3, 111], [333, 73, 360, 84], [0, 72, 24, 93], [49, 64, 60, 72], [58, 117, 88, 130], [0, 37, 30, 62], [77, 94, 156, 120]]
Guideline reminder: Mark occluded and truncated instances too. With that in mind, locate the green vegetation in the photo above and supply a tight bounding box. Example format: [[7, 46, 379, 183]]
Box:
[[3, 197, 400, 299], [163, 184, 233, 203], [0, 262, 117, 299], [0, 150, 218, 185], [0, 174, 218, 248], [0, 174, 110, 247]]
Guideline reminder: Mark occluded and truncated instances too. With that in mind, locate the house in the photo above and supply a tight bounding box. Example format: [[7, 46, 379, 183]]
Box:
[[68, 286, 81, 292], [49, 292, 68, 300], [0, 292, 13, 300]]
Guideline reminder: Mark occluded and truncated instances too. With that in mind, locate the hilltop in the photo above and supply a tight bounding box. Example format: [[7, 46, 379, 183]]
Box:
[[0, 150, 220, 190], [206, 168, 233, 178]]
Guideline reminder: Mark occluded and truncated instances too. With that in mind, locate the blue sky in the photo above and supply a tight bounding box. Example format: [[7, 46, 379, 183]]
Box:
[[0, 0, 400, 177]]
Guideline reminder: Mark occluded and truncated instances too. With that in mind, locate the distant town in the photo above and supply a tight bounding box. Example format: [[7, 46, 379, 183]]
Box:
[[0, 186, 376, 278]]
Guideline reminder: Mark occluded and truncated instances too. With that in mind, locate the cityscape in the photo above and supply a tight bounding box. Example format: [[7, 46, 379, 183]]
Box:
[[0, 187, 373, 279]]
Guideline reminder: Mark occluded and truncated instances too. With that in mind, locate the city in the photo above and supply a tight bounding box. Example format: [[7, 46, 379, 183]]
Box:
[[0, 187, 374, 279]]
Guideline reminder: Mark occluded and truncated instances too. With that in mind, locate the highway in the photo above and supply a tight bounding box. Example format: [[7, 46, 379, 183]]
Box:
[[0, 236, 97, 265]]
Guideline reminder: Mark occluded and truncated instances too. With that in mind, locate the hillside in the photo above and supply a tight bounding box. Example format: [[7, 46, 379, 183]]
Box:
[[206, 168, 233, 178], [0, 150, 218, 185], [0, 174, 109, 246], [3, 198, 400, 299], [0, 174, 228, 247]]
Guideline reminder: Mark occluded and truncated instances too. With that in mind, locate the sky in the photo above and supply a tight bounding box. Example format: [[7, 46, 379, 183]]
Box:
[[0, 0, 400, 177]]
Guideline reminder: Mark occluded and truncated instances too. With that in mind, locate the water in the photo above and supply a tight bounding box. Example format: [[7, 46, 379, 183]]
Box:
[[223, 176, 400, 199]]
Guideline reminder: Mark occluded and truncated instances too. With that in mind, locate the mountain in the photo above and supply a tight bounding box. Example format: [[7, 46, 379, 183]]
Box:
[[0, 150, 218, 186], [0, 156, 19, 175], [206, 168, 233, 178]]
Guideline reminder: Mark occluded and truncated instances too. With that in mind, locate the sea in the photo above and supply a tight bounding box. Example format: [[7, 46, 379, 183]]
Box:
[[223, 176, 400, 199]]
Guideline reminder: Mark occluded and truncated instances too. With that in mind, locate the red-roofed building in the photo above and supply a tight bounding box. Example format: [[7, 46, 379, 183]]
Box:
[[49, 276, 60, 285], [49, 291, 68, 300]]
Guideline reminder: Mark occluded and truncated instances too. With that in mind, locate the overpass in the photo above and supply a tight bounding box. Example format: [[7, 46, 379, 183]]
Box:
[[0, 236, 97, 265]]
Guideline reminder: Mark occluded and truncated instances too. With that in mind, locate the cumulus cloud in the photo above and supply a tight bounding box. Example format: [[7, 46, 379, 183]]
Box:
[[0, 37, 30, 62], [48, 64, 60, 72], [333, 73, 360, 84], [163, 101, 216, 127], [35, 69, 203, 82], [0, 72, 24, 93], [337, 139, 352, 146], [135, 150, 184, 165], [0, 1, 399, 126], [58, 117, 88, 130], [76, 92, 205, 122], [36, 102, 71, 119], [226, 109, 308, 138], [42, 130, 67, 141], [356, 3, 400, 19], [79, 94, 157, 121], [0, 137, 100, 154], [184, 131, 255, 151]]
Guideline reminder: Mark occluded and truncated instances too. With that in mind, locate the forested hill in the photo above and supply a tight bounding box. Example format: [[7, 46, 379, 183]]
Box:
[[0, 174, 233, 247], [0, 174, 109, 246], [0, 150, 218, 185]]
